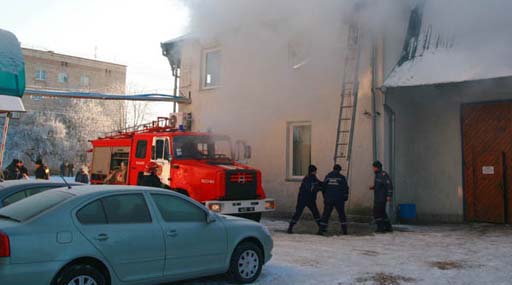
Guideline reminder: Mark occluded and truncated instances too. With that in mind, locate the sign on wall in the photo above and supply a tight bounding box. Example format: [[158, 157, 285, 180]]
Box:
[[482, 166, 495, 175]]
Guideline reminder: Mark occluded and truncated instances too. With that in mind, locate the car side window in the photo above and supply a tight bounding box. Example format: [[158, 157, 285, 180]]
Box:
[[151, 194, 206, 223], [102, 194, 152, 224], [135, 140, 147, 159], [3, 191, 27, 206], [77, 200, 107, 225], [25, 186, 55, 197]]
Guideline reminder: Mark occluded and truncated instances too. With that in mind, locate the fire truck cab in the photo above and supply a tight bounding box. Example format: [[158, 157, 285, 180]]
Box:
[[89, 116, 275, 221]]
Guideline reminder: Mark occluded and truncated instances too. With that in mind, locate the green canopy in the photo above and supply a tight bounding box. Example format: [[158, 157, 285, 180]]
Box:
[[0, 28, 25, 112]]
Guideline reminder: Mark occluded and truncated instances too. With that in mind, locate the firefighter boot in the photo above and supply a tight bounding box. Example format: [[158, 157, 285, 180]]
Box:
[[316, 225, 327, 236], [287, 223, 294, 234], [384, 221, 393, 233], [375, 221, 386, 233], [341, 224, 348, 235]]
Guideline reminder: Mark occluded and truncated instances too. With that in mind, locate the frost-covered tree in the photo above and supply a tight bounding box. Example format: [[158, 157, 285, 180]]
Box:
[[3, 111, 69, 169]]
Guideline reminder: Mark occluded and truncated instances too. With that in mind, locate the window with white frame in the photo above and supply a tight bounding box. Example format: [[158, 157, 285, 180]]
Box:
[[35, 69, 47, 81], [58, 72, 68, 83], [202, 48, 221, 88], [80, 75, 90, 87], [287, 122, 312, 179]]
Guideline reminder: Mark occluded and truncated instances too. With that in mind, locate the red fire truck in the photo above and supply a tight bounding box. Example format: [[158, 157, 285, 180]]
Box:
[[89, 114, 275, 221]]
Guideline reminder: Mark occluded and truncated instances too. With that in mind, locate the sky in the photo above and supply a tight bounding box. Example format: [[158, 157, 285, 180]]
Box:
[[0, 0, 189, 117]]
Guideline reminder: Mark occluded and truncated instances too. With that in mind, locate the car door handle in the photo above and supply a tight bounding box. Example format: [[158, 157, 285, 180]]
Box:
[[166, 230, 178, 238], [94, 233, 109, 241]]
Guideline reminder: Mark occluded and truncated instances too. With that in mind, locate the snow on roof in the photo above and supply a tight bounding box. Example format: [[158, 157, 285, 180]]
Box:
[[383, 0, 512, 88]]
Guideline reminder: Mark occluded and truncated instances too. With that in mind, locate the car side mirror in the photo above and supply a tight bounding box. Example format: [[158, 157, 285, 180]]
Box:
[[206, 213, 217, 224]]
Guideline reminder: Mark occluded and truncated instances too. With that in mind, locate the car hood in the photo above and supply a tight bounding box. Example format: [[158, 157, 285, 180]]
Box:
[[218, 214, 257, 224]]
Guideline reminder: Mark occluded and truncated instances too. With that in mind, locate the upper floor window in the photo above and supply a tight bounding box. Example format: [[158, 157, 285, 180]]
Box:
[[35, 69, 47, 81], [58, 72, 68, 83], [202, 48, 221, 89], [80, 75, 90, 87]]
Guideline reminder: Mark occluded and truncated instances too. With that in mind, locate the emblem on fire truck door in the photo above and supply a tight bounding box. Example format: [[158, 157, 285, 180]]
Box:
[[238, 175, 246, 184]]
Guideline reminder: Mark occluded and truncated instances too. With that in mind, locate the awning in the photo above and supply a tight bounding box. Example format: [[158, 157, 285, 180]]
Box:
[[0, 28, 25, 113], [0, 95, 25, 112], [383, 0, 512, 88]]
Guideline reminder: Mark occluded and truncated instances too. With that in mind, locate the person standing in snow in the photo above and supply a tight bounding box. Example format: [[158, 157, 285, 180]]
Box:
[[75, 167, 89, 184], [370, 160, 393, 233], [318, 164, 349, 235], [18, 160, 29, 180], [68, 162, 74, 177], [5, 159, 22, 180], [60, 161, 66, 176], [287, 165, 323, 234], [34, 159, 50, 180]]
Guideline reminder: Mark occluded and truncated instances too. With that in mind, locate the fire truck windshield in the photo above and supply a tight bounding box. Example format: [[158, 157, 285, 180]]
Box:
[[173, 135, 232, 160]]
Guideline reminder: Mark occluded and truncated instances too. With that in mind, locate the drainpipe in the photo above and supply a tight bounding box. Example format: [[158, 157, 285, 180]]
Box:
[[384, 103, 397, 222], [371, 43, 378, 162]]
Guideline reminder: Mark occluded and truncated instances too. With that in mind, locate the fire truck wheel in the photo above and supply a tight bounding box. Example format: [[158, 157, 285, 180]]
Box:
[[228, 241, 263, 284]]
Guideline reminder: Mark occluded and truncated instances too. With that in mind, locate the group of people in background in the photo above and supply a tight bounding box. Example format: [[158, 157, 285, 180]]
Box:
[[1, 158, 50, 181], [288, 160, 394, 235], [60, 161, 75, 177], [0, 158, 90, 184]]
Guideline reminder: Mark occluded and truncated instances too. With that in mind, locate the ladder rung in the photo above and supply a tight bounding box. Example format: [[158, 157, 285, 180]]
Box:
[[341, 105, 353, 108], [337, 143, 349, 146], [339, 130, 350, 133], [339, 118, 351, 121]]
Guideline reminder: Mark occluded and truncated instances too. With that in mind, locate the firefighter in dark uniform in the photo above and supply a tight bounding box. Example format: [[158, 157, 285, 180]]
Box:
[[318, 164, 349, 235], [34, 159, 50, 180], [370, 160, 393, 233], [287, 165, 322, 234], [138, 161, 164, 188]]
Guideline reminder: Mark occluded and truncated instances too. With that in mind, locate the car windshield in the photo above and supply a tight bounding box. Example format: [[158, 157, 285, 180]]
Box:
[[173, 135, 232, 160], [0, 190, 74, 222]]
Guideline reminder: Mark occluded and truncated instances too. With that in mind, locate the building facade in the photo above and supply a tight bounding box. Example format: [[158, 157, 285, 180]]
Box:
[[22, 48, 126, 113], [163, 0, 512, 223]]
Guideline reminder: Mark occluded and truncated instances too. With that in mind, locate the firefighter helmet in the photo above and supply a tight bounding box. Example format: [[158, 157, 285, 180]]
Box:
[[145, 161, 159, 173]]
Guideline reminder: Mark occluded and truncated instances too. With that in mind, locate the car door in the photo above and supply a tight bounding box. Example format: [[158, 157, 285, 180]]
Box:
[[152, 137, 172, 187], [129, 135, 150, 185], [75, 193, 165, 282], [149, 193, 227, 277]]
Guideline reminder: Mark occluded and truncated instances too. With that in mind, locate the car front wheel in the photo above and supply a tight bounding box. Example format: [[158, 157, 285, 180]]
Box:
[[54, 264, 106, 285], [228, 241, 263, 284]]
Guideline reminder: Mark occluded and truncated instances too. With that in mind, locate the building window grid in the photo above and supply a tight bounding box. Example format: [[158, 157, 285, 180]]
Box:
[[58, 72, 68, 83], [35, 69, 47, 81], [80, 75, 90, 87]]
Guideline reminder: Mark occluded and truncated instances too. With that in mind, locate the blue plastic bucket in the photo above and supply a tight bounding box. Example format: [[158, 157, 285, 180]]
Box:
[[399, 204, 417, 219]]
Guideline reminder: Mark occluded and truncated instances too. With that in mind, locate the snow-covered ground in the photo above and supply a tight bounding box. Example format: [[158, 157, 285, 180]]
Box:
[[181, 219, 512, 285]]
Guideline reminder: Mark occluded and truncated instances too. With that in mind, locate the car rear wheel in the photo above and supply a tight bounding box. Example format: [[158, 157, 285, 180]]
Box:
[[228, 242, 263, 284], [54, 264, 106, 285]]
